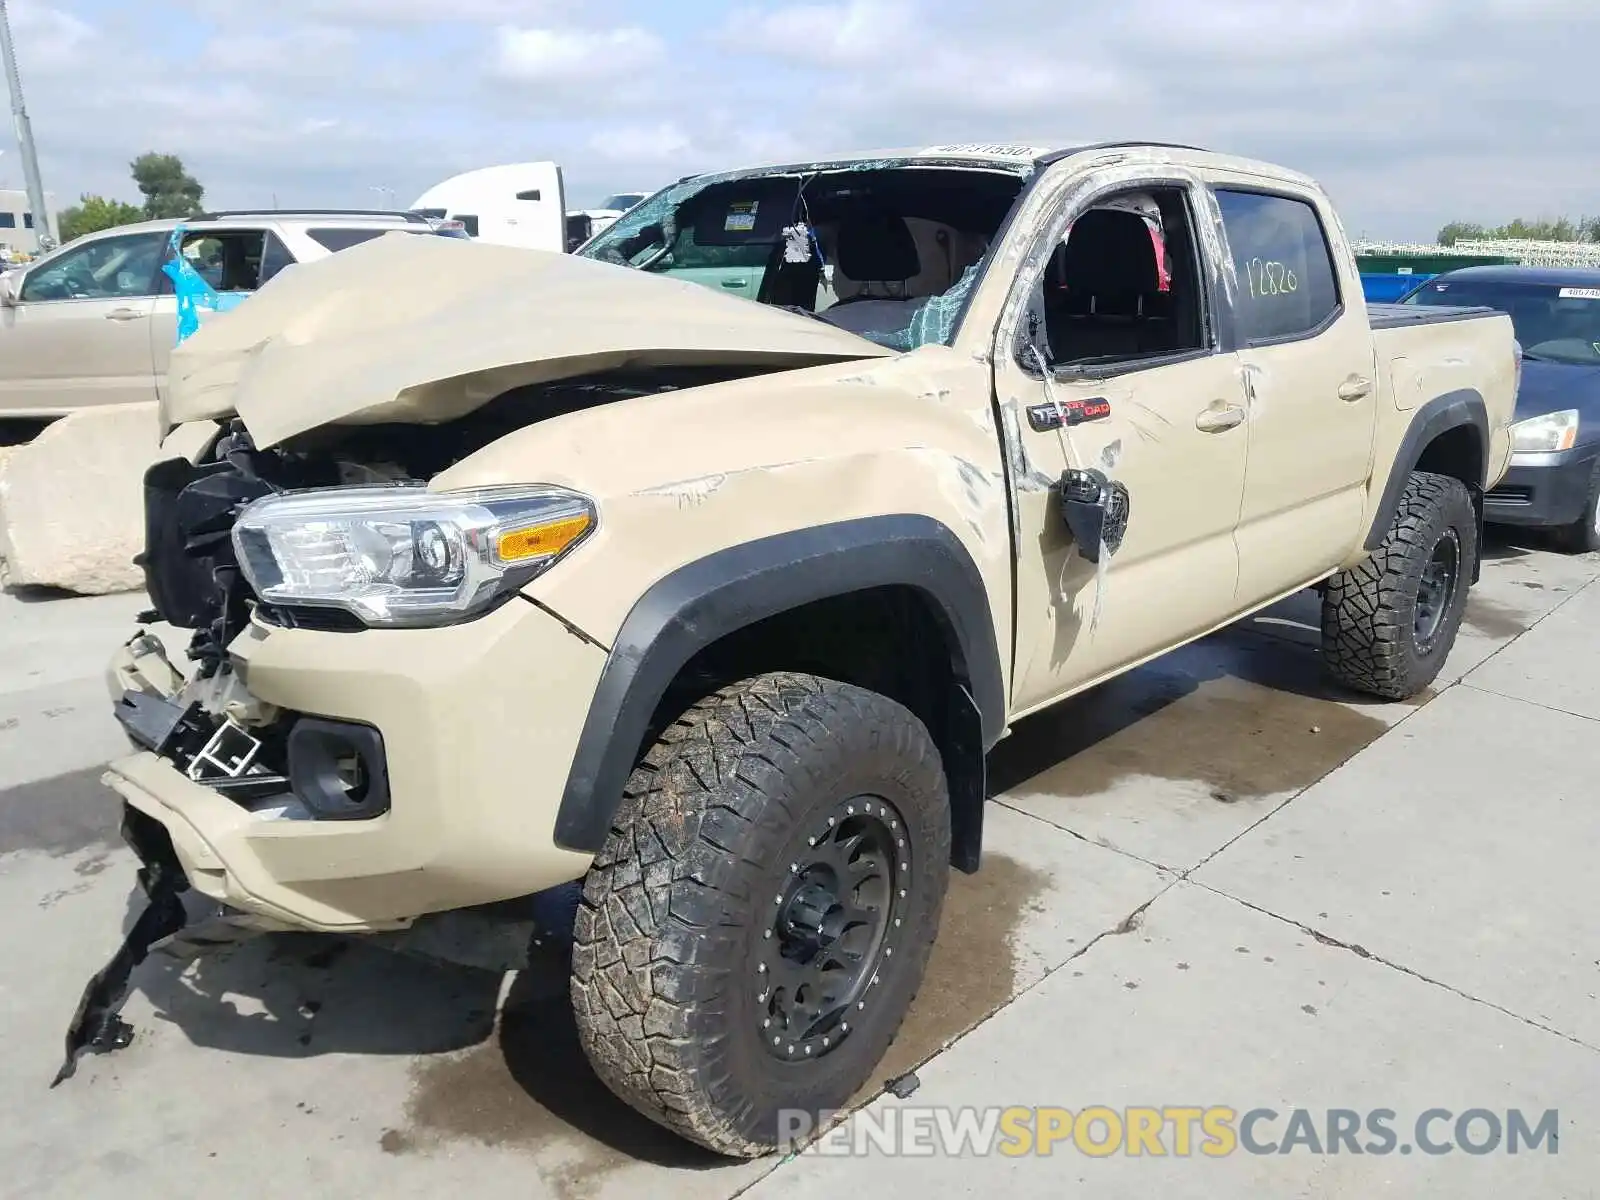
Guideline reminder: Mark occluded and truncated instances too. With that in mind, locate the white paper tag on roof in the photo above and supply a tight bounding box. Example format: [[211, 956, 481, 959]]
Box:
[[1558, 286, 1600, 300]]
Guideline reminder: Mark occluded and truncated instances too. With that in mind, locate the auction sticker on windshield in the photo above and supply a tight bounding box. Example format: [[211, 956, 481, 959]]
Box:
[[1557, 287, 1600, 300]]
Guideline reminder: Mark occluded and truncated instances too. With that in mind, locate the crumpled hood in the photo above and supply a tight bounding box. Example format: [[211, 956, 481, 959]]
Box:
[[162, 232, 893, 448]]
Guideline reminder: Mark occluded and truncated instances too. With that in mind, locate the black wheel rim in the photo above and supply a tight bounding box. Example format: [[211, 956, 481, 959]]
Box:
[[1414, 528, 1460, 652], [756, 794, 909, 1062]]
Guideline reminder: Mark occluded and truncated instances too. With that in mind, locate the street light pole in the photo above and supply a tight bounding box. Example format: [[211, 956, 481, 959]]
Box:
[[0, 0, 52, 251]]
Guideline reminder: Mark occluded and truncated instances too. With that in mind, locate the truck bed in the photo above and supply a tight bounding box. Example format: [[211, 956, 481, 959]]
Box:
[[1367, 302, 1499, 331]]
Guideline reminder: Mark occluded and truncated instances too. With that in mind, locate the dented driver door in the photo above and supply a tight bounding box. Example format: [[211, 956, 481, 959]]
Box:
[[982, 167, 1251, 717]]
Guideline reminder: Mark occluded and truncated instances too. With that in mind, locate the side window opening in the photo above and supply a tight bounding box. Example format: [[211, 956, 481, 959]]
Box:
[[258, 231, 295, 285], [307, 226, 468, 253], [566, 213, 594, 252], [20, 231, 166, 302], [306, 227, 389, 252], [1037, 186, 1210, 370], [164, 229, 270, 294], [1214, 189, 1340, 343]]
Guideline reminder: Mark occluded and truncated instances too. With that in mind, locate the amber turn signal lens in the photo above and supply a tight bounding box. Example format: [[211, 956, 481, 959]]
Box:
[[496, 513, 591, 562]]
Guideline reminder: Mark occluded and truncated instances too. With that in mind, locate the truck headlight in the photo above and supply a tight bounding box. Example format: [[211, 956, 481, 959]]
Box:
[[1509, 409, 1579, 454], [231, 484, 595, 627]]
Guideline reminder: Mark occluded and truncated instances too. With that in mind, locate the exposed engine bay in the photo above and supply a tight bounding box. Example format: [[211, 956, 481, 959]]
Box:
[[122, 363, 768, 790]]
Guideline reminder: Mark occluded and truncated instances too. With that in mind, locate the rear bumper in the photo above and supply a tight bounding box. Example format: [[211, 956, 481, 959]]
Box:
[[1484, 444, 1599, 528], [102, 598, 608, 934]]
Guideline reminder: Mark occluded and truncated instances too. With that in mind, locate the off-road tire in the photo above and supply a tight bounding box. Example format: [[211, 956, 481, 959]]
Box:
[[571, 672, 951, 1158], [1551, 458, 1600, 554], [1321, 470, 1476, 700]]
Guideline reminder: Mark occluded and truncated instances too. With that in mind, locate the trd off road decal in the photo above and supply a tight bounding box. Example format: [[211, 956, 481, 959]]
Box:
[[1026, 396, 1112, 432]]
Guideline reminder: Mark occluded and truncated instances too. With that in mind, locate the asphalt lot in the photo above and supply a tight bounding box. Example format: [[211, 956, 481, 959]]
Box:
[[2, 533, 1597, 1198]]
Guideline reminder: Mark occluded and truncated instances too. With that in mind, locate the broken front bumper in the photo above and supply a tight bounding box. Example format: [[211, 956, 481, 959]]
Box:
[[55, 795, 299, 1086], [102, 598, 607, 934]]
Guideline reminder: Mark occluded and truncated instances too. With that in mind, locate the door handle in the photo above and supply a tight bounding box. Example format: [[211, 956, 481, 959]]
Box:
[[720, 278, 746, 288], [1195, 403, 1246, 433], [104, 307, 144, 321], [1338, 375, 1373, 402]]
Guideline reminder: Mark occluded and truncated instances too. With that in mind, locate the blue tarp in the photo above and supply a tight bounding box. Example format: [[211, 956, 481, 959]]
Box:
[[1361, 272, 1434, 304], [161, 225, 249, 344]]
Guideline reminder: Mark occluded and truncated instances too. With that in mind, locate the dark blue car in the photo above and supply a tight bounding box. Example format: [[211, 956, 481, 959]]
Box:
[[1403, 266, 1600, 552]]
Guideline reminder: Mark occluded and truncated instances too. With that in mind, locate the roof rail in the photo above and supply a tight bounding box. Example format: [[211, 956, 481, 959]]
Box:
[[1035, 140, 1212, 165], [196, 208, 430, 223]]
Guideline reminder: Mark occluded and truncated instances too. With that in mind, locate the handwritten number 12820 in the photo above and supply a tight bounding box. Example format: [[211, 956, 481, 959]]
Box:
[[1244, 257, 1298, 297]]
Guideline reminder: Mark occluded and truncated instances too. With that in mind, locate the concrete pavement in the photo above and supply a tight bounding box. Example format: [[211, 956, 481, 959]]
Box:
[[1, 535, 1597, 1198]]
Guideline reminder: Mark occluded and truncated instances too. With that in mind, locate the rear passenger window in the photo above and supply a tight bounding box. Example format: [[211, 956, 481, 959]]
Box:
[[259, 232, 295, 285], [306, 227, 389, 252], [1215, 190, 1340, 343]]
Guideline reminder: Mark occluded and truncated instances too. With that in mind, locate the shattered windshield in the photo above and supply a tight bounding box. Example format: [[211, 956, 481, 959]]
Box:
[[577, 157, 1032, 351]]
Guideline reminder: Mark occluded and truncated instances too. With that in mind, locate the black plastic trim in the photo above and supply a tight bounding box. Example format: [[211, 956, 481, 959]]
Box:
[[288, 717, 391, 821], [1366, 302, 1499, 331], [1364, 388, 1490, 552], [553, 515, 1007, 854], [1049, 346, 1215, 383]]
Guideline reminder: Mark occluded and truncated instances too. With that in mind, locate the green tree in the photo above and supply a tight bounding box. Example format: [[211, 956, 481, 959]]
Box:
[[1438, 215, 1600, 245], [1498, 216, 1578, 241], [56, 194, 144, 243], [1436, 221, 1486, 246], [130, 152, 205, 219]]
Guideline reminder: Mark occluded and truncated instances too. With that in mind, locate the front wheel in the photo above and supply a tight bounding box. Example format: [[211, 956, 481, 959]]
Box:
[[1321, 470, 1477, 700], [570, 672, 951, 1157]]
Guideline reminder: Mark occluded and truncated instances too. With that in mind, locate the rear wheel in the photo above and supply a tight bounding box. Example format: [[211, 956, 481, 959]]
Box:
[[1552, 459, 1600, 554], [570, 671, 951, 1157], [1321, 470, 1476, 700]]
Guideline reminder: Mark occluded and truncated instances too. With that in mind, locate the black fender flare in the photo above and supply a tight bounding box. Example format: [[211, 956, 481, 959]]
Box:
[[552, 514, 1007, 855], [1364, 388, 1489, 552]]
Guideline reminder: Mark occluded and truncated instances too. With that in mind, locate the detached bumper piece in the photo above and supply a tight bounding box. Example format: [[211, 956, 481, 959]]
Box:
[[53, 807, 191, 1087]]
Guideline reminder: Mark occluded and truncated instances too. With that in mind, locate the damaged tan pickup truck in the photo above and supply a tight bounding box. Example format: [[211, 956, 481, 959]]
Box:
[[63, 142, 1519, 1156]]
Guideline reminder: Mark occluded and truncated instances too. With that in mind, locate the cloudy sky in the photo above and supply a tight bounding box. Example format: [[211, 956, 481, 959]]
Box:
[[4, 0, 1594, 241]]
